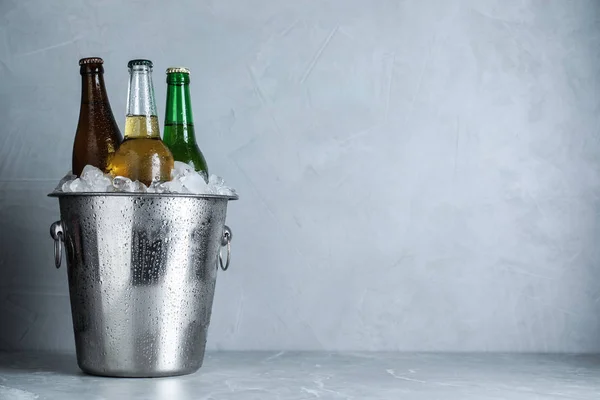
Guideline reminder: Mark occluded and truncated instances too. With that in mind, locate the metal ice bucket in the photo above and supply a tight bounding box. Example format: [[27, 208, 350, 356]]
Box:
[[47, 191, 237, 377]]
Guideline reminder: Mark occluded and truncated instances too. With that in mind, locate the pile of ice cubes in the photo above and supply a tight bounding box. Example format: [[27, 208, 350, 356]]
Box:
[[55, 162, 236, 196]]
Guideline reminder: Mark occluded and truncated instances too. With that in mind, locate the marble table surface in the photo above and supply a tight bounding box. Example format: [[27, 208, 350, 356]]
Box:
[[0, 352, 599, 399]]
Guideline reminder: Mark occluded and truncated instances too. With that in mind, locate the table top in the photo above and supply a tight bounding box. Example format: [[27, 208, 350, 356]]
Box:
[[1, 352, 599, 399]]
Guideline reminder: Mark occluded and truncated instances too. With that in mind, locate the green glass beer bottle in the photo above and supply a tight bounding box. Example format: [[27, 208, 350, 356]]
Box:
[[163, 67, 209, 181]]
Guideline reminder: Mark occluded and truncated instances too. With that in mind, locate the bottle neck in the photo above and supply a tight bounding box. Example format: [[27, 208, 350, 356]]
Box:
[[125, 65, 160, 139], [164, 74, 195, 143], [80, 66, 108, 104]]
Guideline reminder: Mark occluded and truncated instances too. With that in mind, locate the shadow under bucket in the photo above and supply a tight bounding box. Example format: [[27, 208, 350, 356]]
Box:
[[48, 191, 237, 377]]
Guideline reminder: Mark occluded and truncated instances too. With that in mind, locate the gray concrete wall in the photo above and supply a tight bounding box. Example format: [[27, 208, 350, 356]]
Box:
[[2, 0, 600, 352]]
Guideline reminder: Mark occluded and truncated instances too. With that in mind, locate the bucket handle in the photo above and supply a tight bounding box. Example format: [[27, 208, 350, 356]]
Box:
[[50, 221, 64, 269], [219, 226, 232, 271], [50, 221, 232, 271]]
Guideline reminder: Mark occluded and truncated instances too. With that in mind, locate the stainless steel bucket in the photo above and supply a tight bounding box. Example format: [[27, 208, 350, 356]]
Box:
[[47, 192, 237, 377]]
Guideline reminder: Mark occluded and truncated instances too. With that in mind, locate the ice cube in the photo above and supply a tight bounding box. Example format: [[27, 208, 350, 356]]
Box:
[[88, 175, 113, 192], [198, 170, 209, 183], [131, 181, 148, 193], [70, 165, 113, 192], [171, 161, 195, 180], [160, 179, 189, 193], [80, 165, 104, 183], [110, 176, 148, 193], [218, 186, 236, 196], [181, 173, 209, 194], [55, 172, 77, 192], [112, 176, 133, 192], [206, 174, 236, 196], [66, 178, 91, 192], [208, 175, 225, 187], [148, 181, 164, 193]]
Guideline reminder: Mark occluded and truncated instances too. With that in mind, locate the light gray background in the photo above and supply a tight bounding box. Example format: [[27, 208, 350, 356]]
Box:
[[1, 0, 600, 353]]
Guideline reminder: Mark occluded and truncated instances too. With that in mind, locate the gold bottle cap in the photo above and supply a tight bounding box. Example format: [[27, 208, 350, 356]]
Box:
[[79, 57, 104, 65], [166, 67, 190, 75]]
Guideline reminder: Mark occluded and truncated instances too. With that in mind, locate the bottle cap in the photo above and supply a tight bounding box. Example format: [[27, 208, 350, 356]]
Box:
[[128, 59, 153, 68], [79, 57, 103, 65], [166, 67, 190, 75]]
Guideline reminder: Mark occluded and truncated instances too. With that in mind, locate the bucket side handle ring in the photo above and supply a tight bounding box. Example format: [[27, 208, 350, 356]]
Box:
[[50, 221, 64, 269], [219, 225, 232, 271]]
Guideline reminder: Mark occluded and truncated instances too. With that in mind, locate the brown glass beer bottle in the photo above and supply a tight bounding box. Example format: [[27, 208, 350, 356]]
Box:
[[72, 57, 123, 176]]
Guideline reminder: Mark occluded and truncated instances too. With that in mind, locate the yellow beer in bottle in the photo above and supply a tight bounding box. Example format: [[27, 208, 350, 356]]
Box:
[[107, 59, 173, 186]]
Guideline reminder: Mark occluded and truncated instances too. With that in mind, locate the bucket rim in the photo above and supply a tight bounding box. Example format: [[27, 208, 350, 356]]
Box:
[[47, 191, 239, 201]]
